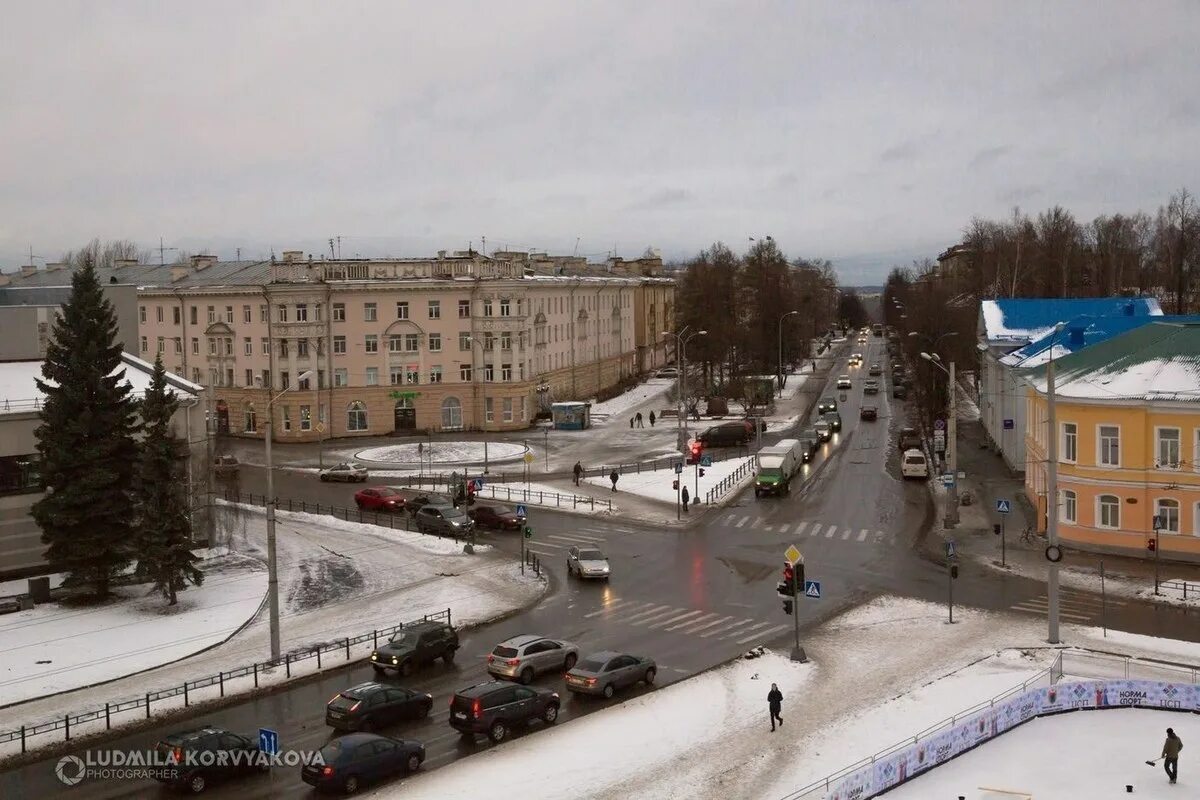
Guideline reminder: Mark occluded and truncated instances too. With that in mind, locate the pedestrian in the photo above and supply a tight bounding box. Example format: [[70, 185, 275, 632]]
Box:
[[630, 416, 635, 428], [768, 683, 784, 731], [573, 461, 583, 486], [681, 485, 689, 511], [609, 469, 619, 492], [649, 410, 656, 427], [636, 412, 644, 428], [1162, 727, 1183, 784]]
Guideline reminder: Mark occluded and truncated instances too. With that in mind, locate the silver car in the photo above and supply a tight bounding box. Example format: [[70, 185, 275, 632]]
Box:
[[486, 635, 580, 684], [566, 546, 610, 580], [319, 462, 369, 482], [565, 650, 656, 698]]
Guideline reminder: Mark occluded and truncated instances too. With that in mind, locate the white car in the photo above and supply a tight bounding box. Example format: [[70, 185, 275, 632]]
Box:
[[566, 546, 611, 580], [836, 375, 852, 390], [901, 449, 929, 479], [319, 462, 370, 482], [849, 353, 863, 366], [655, 367, 679, 379]]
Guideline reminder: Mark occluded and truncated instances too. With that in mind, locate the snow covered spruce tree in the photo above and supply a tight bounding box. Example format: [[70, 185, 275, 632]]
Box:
[[32, 255, 139, 600], [133, 355, 202, 605]]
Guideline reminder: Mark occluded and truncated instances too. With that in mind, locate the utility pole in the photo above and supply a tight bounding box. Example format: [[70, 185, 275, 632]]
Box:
[[158, 237, 178, 267], [1047, 348, 1061, 644], [947, 360, 959, 525]]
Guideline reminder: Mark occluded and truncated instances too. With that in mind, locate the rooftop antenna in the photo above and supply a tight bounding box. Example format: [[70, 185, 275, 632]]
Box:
[[336, 236, 342, 259], [482, 236, 487, 256], [158, 237, 178, 267], [573, 237, 580, 257], [27, 245, 43, 266], [236, 247, 241, 262]]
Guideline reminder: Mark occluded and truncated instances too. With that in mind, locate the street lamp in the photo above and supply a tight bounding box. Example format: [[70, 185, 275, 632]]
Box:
[[915, 331, 960, 526], [778, 310, 799, 397], [255, 368, 314, 662], [464, 336, 491, 474], [662, 327, 707, 451]]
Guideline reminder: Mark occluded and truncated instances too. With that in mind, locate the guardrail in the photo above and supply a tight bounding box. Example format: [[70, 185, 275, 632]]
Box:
[[1, 609, 450, 755], [478, 484, 611, 511], [1159, 579, 1199, 601], [224, 491, 473, 540], [703, 456, 757, 505]]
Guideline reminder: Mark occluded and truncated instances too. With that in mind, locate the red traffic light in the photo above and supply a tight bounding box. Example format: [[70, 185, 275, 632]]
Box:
[[783, 563, 794, 582], [690, 441, 703, 457], [1147, 539, 1157, 552]]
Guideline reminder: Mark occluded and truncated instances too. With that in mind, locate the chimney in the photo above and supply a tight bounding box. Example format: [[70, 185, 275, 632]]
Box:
[[1067, 327, 1086, 347], [45, 262, 66, 272], [20, 265, 37, 277], [190, 254, 218, 270], [171, 266, 190, 282], [437, 250, 447, 259], [114, 258, 140, 268], [282, 250, 303, 263]]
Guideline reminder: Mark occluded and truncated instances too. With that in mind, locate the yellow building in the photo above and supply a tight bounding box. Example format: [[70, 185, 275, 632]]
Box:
[[1024, 322, 1200, 561]]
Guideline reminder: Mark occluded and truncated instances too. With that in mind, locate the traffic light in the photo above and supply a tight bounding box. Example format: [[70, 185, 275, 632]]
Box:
[[782, 598, 793, 615], [993, 524, 1001, 536], [672, 479, 679, 491], [1147, 538, 1157, 552], [698, 468, 706, 478], [782, 563, 796, 596], [688, 441, 703, 465], [950, 564, 959, 579]]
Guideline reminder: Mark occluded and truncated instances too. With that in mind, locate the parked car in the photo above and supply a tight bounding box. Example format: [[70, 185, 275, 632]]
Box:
[[891, 361, 906, 375], [565, 650, 657, 698], [817, 396, 838, 414], [864, 379, 880, 394], [798, 429, 819, 462], [487, 635, 579, 684], [355, 487, 406, 512], [300, 733, 424, 795], [326, 682, 433, 732], [655, 367, 679, 378], [814, 419, 832, 442], [892, 383, 908, 399], [860, 405, 878, 421], [468, 503, 522, 531], [868, 363, 882, 376], [212, 455, 240, 479], [836, 374, 852, 390], [320, 462, 369, 483], [898, 426, 922, 451], [370, 620, 459, 676], [153, 726, 266, 794], [448, 682, 560, 743], [566, 546, 611, 579], [697, 422, 751, 447], [901, 449, 930, 479], [414, 504, 474, 536], [821, 411, 842, 432], [404, 494, 444, 517], [742, 416, 768, 435]]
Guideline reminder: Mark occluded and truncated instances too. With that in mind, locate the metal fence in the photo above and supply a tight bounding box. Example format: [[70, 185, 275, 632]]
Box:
[[1159, 579, 1200, 602], [2, 609, 450, 754], [478, 484, 611, 511], [225, 491, 475, 540], [703, 457, 757, 505]]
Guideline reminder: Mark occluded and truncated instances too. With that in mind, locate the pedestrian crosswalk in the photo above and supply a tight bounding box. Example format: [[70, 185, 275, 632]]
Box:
[[524, 529, 606, 559], [582, 597, 791, 646], [1009, 589, 1125, 624], [718, 512, 898, 546]]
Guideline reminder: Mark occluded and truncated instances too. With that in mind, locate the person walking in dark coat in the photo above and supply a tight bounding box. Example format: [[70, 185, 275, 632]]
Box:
[[630, 416, 635, 428], [636, 412, 644, 428], [1163, 727, 1183, 784], [681, 485, 690, 512], [768, 683, 784, 731], [609, 470, 619, 492], [649, 410, 656, 427], [573, 461, 583, 486]]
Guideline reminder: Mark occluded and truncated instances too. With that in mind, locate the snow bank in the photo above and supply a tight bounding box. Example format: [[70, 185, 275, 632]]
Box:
[[587, 378, 676, 425], [354, 441, 527, 465], [583, 455, 756, 505]]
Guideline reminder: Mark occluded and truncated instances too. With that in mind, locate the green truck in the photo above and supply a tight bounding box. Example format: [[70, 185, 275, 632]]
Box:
[[754, 438, 804, 497]]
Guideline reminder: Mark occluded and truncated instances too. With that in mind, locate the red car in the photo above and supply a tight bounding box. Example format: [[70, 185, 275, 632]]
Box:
[[354, 487, 406, 512], [468, 503, 522, 531]]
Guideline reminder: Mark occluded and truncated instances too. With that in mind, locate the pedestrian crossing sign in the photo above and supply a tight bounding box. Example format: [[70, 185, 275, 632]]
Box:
[[803, 580, 821, 599], [515, 504, 528, 518], [996, 499, 1011, 513]]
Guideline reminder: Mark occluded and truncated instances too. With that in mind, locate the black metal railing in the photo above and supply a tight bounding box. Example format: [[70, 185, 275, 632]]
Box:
[[703, 457, 757, 505]]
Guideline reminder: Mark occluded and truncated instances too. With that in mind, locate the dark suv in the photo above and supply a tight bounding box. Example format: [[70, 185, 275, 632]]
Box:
[[697, 422, 750, 447], [153, 726, 265, 794], [370, 620, 459, 676], [448, 681, 560, 743], [326, 682, 434, 731], [468, 503, 522, 531]]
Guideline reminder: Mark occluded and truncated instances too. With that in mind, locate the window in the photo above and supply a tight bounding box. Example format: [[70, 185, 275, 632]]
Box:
[[279, 339, 289, 358], [1097, 494, 1120, 529], [298, 372, 311, 390], [503, 397, 513, 422], [500, 332, 512, 350], [317, 369, 325, 388], [245, 369, 254, 386], [281, 406, 291, 432], [224, 337, 233, 355], [520, 396, 527, 421], [314, 303, 323, 321], [225, 306, 234, 324], [244, 337, 252, 356], [396, 301, 409, 320], [333, 335, 346, 354], [226, 368, 234, 386], [429, 333, 442, 352], [404, 333, 419, 352], [501, 363, 512, 381], [173, 306, 181, 325], [364, 303, 377, 322], [390, 367, 404, 386], [333, 303, 345, 321], [139, 306, 147, 323], [366, 367, 378, 386], [157, 336, 165, 353], [243, 305, 251, 323], [261, 337, 269, 355], [259, 304, 268, 323], [1154, 499, 1180, 533], [1098, 426, 1120, 467], [485, 397, 494, 422], [428, 300, 440, 319], [192, 367, 201, 384], [140, 336, 147, 353], [277, 304, 288, 323], [281, 371, 290, 389], [389, 334, 402, 353], [347, 401, 369, 431], [1061, 422, 1077, 463], [1157, 427, 1181, 469], [406, 365, 420, 384], [334, 368, 348, 387], [500, 299, 510, 317], [485, 364, 495, 382], [300, 405, 312, 431], [243, 406, 257, 433], [192, 337, 200, 355], [365, 335, 378, 353], [297, 339, 309, 357], [460, 365, 472, 382], [484, 301, 493, 317], [458, 299, 470, 318], [208, 338, 217, 356], [484, 333, 495, 351], [190, 306, 198, 325], [1061, 490, 1077, 524], [207, 306, 216, 324], [459, 332, 471, 351], [441, 397, 462, 429], [296, 303, 308, 322], [430, 365, 443, 383], [261, 369, 271, 388], [174, 337, 182, 354]]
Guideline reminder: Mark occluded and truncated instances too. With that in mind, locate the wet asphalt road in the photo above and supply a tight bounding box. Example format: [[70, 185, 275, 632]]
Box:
[[4, 335, 1196, 798]]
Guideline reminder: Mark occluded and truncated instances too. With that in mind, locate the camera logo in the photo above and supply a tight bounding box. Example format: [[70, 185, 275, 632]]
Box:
[[56, 755, 86, 786]]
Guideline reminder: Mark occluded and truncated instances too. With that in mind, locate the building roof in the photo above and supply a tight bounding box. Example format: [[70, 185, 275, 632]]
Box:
[[0, 352, 201, 415], [979, 298, 1163, 346], [999, 314, 1200, 367], [1021, 322, 1200, 402]]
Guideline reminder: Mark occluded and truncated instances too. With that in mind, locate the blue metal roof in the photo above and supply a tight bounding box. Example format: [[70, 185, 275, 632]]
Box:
[[980, 297, 1162, 345], [1001, 313, 1200, 366]]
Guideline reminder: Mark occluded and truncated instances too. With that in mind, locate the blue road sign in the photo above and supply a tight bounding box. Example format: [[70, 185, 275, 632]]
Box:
[[1003, 418, 1015, 430], [258, 728, 279, 756], [946, 540, 957, 559], [471, 478, 485, 491], [803, 580, 821, 599], [673, 462, 683, 474], [941, 474, 955, 488], [996, 499, 1011, 514], [515, 504, 528, 518], [700, 454, 713, 467]]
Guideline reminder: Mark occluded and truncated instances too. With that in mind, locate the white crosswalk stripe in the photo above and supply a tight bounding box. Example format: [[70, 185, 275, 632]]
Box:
[[529, 541, 566, 549], [807, 524, 820, 537], [824, 526, 836, 539], [778, 523, 790, 534], [858, 529, 869, 542], [736, 516, 750, 529], [622, 604, 674, 623], [840, 528, 852, 540], [631, 606, 687, 626], [737, 623, 791, 645], [664, 612, 719, 632], [721, 620, 771, 640], [583, 599, 643, 618], [550, 533, 605, 544], [683, 615, 735, 635], [795, 522, 809, 535], [648, 609, 704, 629], [701, 618, 756, 638]]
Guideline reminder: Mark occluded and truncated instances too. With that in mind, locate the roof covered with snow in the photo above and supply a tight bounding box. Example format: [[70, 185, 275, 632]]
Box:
[[978, 298, 1162, 347], [0, 352, 201, 415], [999, 314, 1200, 367], [1021, 322, 1200, 402]]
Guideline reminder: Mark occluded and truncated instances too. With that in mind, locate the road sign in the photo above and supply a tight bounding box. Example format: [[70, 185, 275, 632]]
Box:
[[700, 454, 713, 467], [803, 580, 821, 599], [941, 473, 955, 487], [784, 544, 803, 565], [258, 728, 279, 756], [996, 499, 1012, 514], [946, 540, 957, 559], [673, 462, 683, 474], [515, 504, 528, 518], [471, 478, 484, 491], [315, 423, 326, 434], [523, 452, 535, 464], [1003, 418, 1015, 430], [1152, 515, 1165, 530], [523, 526, 532, 539], [934, 419, 946, 431]]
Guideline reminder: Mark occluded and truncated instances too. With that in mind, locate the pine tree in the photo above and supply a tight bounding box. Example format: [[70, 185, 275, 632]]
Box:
[[32, 255, 139, 599], [134, 356, 202, 605]]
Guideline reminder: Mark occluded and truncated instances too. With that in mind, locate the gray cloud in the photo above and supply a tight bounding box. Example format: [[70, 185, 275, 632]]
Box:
[[969, 146, 1012, 170]]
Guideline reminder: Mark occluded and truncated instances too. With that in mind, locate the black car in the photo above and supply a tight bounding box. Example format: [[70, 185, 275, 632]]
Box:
[[326, 682, 434, 732], [153, 726, 266, 794], [817, 396, 838, 414], [697, 422, 751, 447], [448, 681, 560, 743], [821, 411, 842, 432], [892, 383, 908, 399], [860, 405, 878, 421], [798, 428, 819, 462], [404, 495, 445, 517], [468, 503, 522, 531], [300, 733, 424, 795], [370, 620, 459, 676]]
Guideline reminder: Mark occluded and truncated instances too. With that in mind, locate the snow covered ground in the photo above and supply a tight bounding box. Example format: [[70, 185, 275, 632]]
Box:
[[586, 377, 676, 425], [0, 551, 266, 705], [355, 441, 527, 465], [583, 454, 757, 505]]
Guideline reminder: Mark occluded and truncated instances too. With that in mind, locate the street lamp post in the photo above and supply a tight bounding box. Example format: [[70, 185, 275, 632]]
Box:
[[916, 332, 959, 526], [778, 310, 799, 397], [465, 336, 490, 474], [257, 369, 314, 663], [663, 327, 707, 453]]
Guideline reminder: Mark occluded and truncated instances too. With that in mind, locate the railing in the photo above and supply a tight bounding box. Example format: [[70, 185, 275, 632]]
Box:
[[1159, 579, 1200, 601], [1, 610, 450, 754], [703, 456, 757, 505], [478, 484, 611, 512], [225, 491, 472, 540]]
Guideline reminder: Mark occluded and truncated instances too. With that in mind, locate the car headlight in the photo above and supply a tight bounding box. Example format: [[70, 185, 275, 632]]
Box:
[[370, 653, 378, 660], [391, 656, 398, 664]]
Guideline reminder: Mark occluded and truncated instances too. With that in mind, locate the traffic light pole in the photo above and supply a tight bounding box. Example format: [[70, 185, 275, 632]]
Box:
[[791, 573, 804, 662]]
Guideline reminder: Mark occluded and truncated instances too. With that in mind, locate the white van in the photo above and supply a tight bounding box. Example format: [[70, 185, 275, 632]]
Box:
[[901, 448, 929, 479]]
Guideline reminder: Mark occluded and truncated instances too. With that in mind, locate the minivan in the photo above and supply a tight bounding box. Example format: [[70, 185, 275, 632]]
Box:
[[901, 449, 929, 479], [698, 422, 750, 447]]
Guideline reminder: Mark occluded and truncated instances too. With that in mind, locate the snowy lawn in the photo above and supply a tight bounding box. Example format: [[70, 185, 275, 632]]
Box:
[[0, 552, 267, 706], [586, 378, 676, 425], [354, 441, 527, 465], [584, 454, 757, 505], [0, 572, 66, 597]]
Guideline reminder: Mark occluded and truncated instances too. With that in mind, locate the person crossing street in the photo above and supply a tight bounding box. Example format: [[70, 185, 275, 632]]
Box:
[[768, 683, 784, 731]]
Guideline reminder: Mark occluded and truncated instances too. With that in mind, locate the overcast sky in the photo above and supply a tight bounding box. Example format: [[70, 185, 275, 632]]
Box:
[[2, 1, 1197, 283]]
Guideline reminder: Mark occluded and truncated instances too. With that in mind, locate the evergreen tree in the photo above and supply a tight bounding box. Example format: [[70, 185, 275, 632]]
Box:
[[32, 255, 139, 599], [134, 356, 202, 605]]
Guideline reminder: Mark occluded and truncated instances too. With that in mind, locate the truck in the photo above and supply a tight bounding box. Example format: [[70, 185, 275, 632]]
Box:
[[754, 438, 804, 497]]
